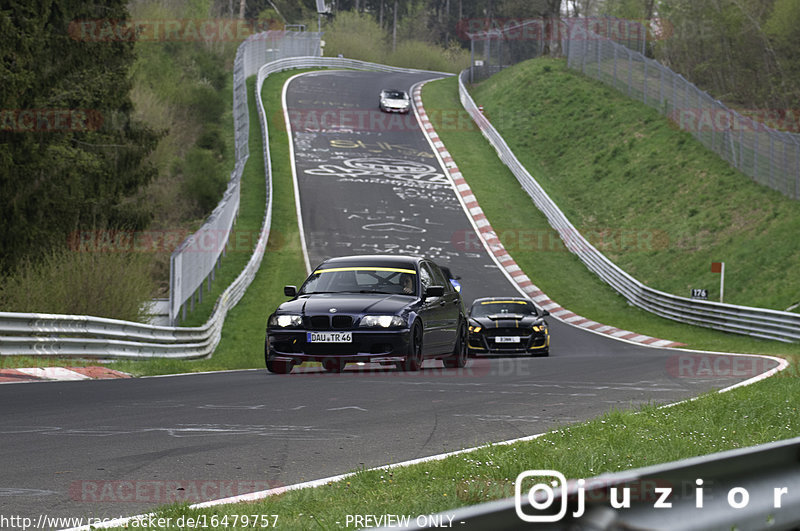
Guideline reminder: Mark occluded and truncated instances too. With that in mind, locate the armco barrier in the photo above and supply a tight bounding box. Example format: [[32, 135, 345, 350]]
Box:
[[0, 57, 449, 360], [458, 70, 800, 342], [169, 31, 322, 324], [388, 435, 800, 530]]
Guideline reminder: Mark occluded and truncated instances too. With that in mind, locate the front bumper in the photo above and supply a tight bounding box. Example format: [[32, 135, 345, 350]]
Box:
[[266, 328, 411, 364], [468, 330, 548, 354], [380, 104, 410, 114]]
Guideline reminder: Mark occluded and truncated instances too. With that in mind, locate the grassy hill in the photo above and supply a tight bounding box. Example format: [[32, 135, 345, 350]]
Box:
[[468, 58, 800, 313]]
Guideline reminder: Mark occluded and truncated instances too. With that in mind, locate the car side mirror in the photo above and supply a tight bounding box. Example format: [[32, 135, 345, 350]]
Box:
[[542, 309, 549, 316], [284, 285, 297, 297], [424, 285, 445, 299]]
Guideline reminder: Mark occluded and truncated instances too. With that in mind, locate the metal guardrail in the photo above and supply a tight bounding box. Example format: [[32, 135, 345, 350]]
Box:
[[168, 31, 322, 324], [0, 56, 449, 359], [458, 70, 800, 342], [394, 435, 800, 530], [566, 21, 800, 201]]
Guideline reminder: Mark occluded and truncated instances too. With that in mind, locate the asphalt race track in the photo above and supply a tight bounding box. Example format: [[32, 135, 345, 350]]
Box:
[[0, 70, 779, 525]]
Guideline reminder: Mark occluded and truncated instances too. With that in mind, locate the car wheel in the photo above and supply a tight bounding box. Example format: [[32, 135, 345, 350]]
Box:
[[398, 321, 423, 371], [443, 320, 467, 369], [322, 359, 345, 373]]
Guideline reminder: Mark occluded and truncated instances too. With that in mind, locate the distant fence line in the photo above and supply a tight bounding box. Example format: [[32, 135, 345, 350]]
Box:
[[467, 16, 800, 200], [457, 68, 800, 342], [169, 31, 322, 325]]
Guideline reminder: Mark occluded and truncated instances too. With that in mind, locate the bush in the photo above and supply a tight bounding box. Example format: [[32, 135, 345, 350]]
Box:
[[0, 247, 155, 322], [323, 10, 469, 74], [323, 11, 388, 64], [179, 147, 227, 215], [387, 39, 469, 73]]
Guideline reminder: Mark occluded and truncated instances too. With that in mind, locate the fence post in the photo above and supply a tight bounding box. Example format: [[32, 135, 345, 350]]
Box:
[[540, 18, 545, 62], [613, 42, 617, 84], [783, 135, 790, 197], [641, 18, 646, 55], [769, 134, 775, 191], [581, 23, 587, 73], [710, 101, 716, 152], [596, 28, 601, 74], [795, 137, 800, 200], [469, 37, 474, 84], [627, 49, 632, 97], [738, 127, 744, 171], [754, 131, 760, 184], [643, 59, 648, 105], [684, 78, 690, 135]]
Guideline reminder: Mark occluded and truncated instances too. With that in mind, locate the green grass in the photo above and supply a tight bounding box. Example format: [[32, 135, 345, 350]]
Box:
[[125, 363, 800, 529], [422, 72, 800, 358], [104, 57, 800, 530], [0, 69, 313, 374], [172, 75, 269, 330], [106, 71, 309, 376], [468, 57, 800, 313], [11, 55, 794, 531]]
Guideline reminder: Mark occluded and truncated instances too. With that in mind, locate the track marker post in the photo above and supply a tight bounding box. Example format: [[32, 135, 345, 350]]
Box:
[[711, 261, 725, 303]]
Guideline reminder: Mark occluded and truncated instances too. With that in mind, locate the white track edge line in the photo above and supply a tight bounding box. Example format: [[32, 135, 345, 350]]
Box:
[[282, 72, 312, 275], [60, 73, 795, 531]]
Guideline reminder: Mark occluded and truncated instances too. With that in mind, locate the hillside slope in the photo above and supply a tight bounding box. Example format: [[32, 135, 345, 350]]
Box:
[[469, 58, 800, 312]]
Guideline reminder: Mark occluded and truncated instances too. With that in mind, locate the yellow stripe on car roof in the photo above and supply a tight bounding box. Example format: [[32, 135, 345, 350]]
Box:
[[315, 267, 417, 274], [480, 300, 528, 305]]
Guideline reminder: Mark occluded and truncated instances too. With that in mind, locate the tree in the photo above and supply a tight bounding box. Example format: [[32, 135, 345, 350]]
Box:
[[0, 0, 159, 272]]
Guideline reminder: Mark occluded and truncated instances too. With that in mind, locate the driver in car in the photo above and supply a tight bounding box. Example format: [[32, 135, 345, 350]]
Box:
[[400, 273, 415, 295]]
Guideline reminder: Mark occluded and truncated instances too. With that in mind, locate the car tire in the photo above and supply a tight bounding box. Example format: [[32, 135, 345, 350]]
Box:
[[322, 359, 345, 373], [443, 320, 468, 369], [398, 321, 423, 372]]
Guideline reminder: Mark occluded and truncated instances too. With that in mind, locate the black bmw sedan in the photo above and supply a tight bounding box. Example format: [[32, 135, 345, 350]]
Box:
[[265, 255, 468, 374], [467, 297, 550, 356]]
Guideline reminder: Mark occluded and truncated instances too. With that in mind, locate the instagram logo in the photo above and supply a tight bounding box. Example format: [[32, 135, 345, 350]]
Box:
[[515, 470, 574, 522]]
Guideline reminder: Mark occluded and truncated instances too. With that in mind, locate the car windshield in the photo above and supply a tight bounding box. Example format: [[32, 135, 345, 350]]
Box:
[[383, 90, 407, 100], [299, 267, 417, 296], [470, 300, 536, 318]]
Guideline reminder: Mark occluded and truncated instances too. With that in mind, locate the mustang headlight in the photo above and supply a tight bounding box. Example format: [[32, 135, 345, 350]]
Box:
[[269, 314, 302, 328], [360, 315, 405, 328]]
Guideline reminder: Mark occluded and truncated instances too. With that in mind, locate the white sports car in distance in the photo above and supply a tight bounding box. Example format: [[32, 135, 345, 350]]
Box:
[[379, 89, 411, 114]]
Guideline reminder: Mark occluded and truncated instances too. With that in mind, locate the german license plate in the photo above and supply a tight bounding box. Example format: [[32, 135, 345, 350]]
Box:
[[495, 336, 520, 343], [307, 332, 352, 343]]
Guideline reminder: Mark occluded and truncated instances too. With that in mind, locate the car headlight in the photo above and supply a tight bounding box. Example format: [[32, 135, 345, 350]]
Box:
[[469, 325, 482, 333], [360, 315, 405, 328], [269, 314, 303, 328]]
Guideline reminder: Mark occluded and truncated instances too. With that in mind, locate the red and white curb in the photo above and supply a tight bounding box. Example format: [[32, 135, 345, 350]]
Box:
[[0, 366, 131, 384], [411, 82, 684, 349]]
